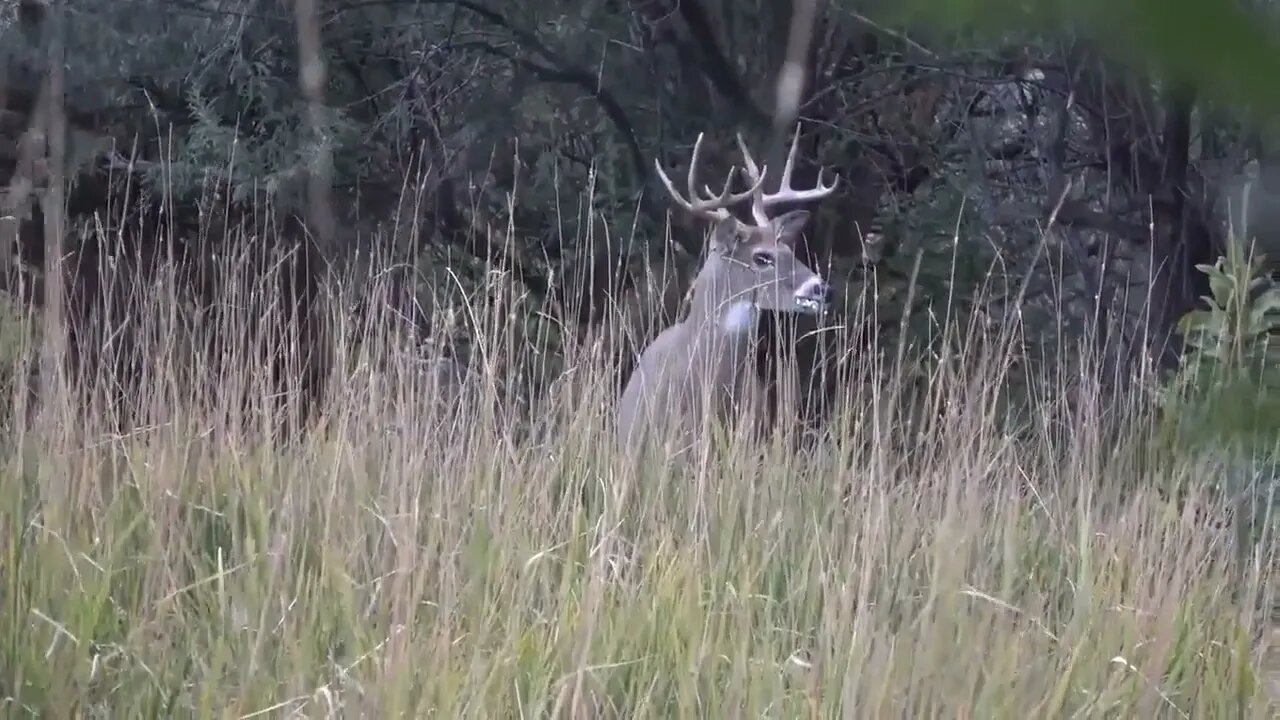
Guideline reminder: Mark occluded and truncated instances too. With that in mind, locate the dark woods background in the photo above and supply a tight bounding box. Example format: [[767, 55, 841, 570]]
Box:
[[1, 0, 1278, 436]]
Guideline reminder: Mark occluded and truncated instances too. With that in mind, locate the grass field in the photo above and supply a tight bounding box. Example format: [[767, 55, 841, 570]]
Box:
[[0, 237, 1275, 719]]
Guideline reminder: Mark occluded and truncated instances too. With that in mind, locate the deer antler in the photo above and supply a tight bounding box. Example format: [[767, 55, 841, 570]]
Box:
[[654, 132, 767, 223], [735, 126, 839, 227]]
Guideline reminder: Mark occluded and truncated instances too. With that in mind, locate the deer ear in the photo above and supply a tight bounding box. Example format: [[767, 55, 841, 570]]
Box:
[[772, 209, 811, 247]]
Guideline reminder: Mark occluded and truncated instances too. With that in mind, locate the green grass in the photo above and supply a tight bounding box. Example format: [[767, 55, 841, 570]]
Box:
[[0, 235, 1274, 719]]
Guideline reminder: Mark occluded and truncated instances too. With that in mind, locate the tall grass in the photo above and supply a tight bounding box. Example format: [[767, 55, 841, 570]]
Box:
[[0, 187, 1274, 719]]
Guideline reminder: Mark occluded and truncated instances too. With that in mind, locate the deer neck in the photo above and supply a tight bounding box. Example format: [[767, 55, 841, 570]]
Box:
[[679, 267, 766, 433], [684, 267, 759, 361]]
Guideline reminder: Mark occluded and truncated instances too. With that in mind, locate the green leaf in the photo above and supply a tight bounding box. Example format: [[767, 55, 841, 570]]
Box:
[[1206, 265, 1237, 307], [1247, 288, 1280, 335], [1177, 308, 1222, 337]]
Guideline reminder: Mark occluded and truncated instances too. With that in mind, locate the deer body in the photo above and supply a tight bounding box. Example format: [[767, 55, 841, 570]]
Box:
[[616, 128, 837, 459], [618, 275, 768, 457]]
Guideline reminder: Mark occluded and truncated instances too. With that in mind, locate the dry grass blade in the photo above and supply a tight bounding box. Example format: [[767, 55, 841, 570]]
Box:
[[0, 182, 1271, 717]]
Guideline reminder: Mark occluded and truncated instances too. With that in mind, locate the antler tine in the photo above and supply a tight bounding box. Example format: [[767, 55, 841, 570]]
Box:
[[685, 131, 707, 206], [756, 125, 840, 213], [653, 132, 761, 222], [701, 168, 763, 207], [653, 158, 687, 206], [735, 133, 773, 226], [694, 132, 765, 213], [734, 133, 765, 185]]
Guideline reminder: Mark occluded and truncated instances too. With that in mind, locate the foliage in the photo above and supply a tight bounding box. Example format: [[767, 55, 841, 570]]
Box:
[[164, 84, 361, 209], [1164, 242, 1280, 456], [884, 0, 1280, 124], [1155, 240, 1280, 550]]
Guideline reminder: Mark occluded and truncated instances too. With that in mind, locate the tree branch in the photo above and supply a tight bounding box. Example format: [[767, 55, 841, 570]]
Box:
[[673, 0, 769, 129]]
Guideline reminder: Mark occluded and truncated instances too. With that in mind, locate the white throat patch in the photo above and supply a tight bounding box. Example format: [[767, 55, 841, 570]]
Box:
[[720, 300, 758, 335]]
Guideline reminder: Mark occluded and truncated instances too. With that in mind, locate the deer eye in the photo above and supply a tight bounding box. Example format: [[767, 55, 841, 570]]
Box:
[[751, 250, 775, 268]]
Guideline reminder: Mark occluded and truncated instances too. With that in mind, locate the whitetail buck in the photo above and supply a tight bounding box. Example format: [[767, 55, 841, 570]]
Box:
[[616, 127, 838, 459]]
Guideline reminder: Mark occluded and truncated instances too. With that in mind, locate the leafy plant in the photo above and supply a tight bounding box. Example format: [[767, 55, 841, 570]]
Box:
[[1159, 239, 1279, 549], [1165, 241, 1280, 445]]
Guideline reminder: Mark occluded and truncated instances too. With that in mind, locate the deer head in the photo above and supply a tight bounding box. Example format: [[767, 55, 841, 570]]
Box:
[[654, 128, 838, 331]]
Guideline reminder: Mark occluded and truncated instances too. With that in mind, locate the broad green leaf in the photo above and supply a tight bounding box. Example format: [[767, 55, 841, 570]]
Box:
[[1247, 289, 1280, 335], [1206, 265, 1237, 308]]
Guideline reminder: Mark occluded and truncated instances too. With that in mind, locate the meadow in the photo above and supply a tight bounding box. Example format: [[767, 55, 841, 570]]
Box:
[[0, 205, 1274, 719]]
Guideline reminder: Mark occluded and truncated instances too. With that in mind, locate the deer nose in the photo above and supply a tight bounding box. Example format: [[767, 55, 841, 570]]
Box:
[[798, 274, 829, 299], [795, 277, 832, 308]]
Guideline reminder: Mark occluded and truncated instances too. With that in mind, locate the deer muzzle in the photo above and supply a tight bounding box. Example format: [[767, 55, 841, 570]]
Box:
[[794, 276, 832, 314]]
